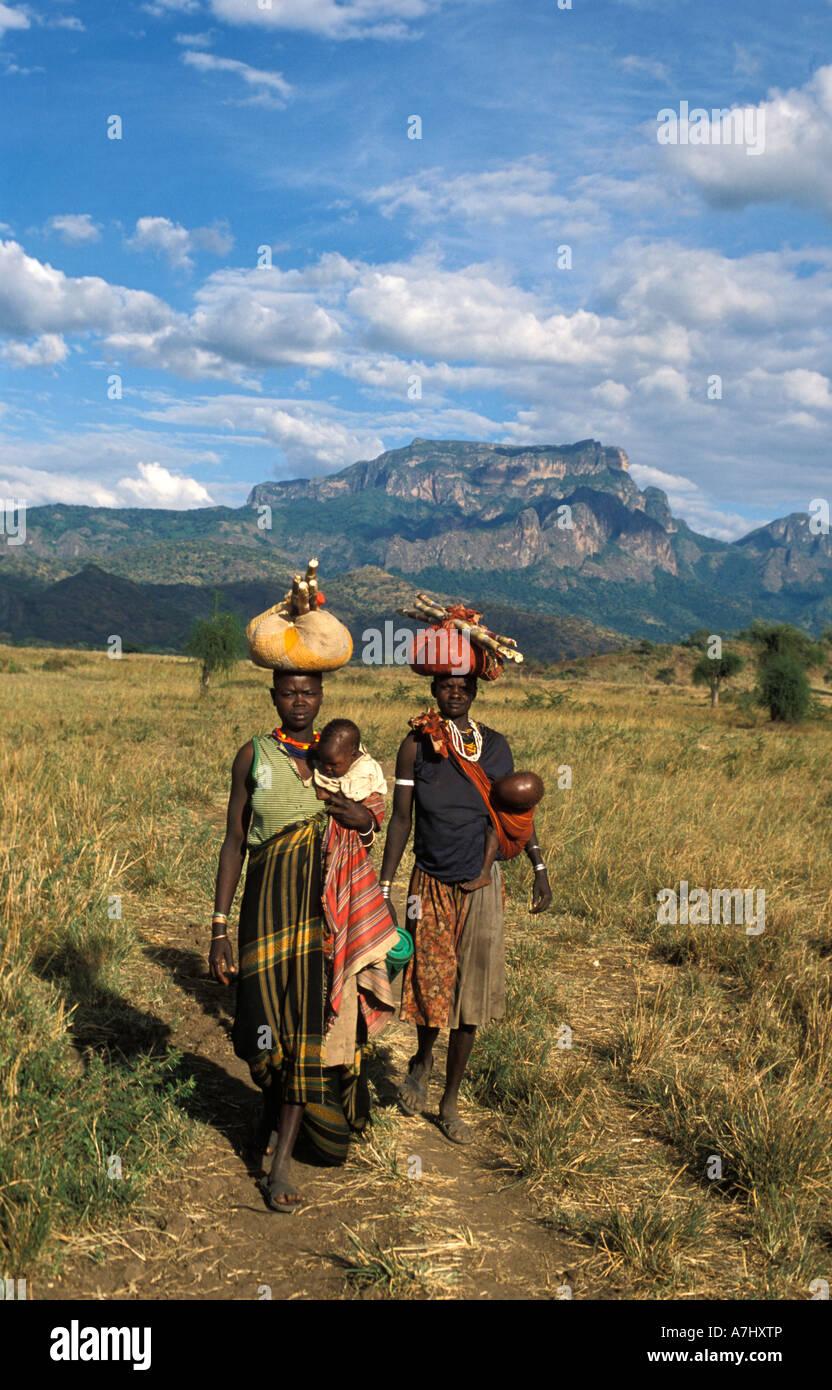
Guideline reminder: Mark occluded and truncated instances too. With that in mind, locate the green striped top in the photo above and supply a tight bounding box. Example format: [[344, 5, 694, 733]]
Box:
[[247, 735, 321, 848]]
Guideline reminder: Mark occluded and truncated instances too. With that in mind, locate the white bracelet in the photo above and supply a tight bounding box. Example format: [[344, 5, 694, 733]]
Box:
[[533, 864, 546, 872], [395, 778, 414, 786]]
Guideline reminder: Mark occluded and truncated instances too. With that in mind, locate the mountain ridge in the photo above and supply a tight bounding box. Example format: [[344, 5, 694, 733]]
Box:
[[3, 438, 831, 653]]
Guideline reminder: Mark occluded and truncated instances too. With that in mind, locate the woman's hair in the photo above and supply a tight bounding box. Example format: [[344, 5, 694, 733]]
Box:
[[430, 673, 478, 695], [318, 717, 360, 750], [272, 669, 323, 689]]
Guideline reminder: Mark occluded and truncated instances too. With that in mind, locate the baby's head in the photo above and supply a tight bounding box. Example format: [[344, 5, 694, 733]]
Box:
[[315, 718, 361, 779]]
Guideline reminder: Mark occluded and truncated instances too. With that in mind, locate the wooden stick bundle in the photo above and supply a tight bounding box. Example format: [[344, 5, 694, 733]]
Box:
[[397, 592, 523, 663]]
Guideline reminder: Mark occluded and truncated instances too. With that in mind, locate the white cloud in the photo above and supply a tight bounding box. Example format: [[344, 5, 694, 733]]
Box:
[[660, 64, 832, 220], [174, 30, 213, 45], [0, 429, 223, 507], [618, 54, 669, 83], [0, 238, 172, 338], [143, 0, 201, 16], [2, 332, 69, 368], [591, 379, 630, 408], [208, 0, 438, 40], [636, 366, 690, 401], [126, 216, 233, 271], [182, 49, 292, 104], [107, 263, 343, 378], [733, 44, 761, 80], [365, 158, 637, 239], [3, 236, 832, 528], [45, 213, 101, 245], [115, 460, 215, 507], [0, 4, 29, 38], [781, 368, 832, 409]]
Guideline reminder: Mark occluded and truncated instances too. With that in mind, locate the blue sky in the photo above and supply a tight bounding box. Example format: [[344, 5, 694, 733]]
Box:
[[1, 0, 831, 537]]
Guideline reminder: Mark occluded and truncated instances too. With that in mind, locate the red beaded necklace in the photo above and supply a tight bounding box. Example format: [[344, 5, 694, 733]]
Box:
[[272, 727, 320, 751]]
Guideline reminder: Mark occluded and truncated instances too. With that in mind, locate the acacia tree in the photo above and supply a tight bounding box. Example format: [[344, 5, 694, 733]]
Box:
[[184, 595, 245, 689], [691, 649, 744, 707]]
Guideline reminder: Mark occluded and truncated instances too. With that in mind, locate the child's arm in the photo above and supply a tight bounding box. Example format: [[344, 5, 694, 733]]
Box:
[[461, 824, 499, 892]]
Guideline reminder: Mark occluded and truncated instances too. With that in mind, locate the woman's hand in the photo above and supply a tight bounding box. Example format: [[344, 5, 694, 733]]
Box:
[[324, 789, 374, 832], [530, 871, 552, 915], [209, 937, 237, 985]]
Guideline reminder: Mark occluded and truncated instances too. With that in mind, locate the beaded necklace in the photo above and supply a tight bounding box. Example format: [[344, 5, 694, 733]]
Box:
[[447, 717, 482, 763], [272, 727, 320, 752]]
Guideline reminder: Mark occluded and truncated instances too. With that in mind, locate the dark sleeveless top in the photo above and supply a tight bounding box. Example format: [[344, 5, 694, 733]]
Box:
[[412, 723, 514, 884]]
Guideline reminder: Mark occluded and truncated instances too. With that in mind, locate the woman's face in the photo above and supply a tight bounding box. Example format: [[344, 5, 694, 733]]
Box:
[[271, 674, 323, 730], [432, 674, 477, 720]]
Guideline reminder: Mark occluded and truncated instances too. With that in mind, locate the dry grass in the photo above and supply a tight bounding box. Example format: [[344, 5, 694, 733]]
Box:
[[2, 641, 831, 1296]]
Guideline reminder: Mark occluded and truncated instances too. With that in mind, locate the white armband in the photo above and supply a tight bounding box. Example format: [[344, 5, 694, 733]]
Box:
[[395, 778, 415, 786]]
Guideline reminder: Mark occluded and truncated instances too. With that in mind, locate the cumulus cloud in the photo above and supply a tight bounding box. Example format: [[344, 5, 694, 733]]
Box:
[[0, 429, 223, 507], [2, 332, 69, 368], [126, 216, 233, 271], [105, 267, 343, 380], [0, 4, 29, 38], [45, 213, 101, 245], [208, 0, 438, 40], [3, 234, 832, 527], [658, 64, 832, 220], [115, 460, 215, 507], [0, 238, 172, 338], [182, 49, 292, 104]]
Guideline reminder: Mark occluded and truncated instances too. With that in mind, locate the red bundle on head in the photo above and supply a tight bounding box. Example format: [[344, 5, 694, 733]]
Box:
[[407, 625, 476, 677], [399, 595, 523, 682]]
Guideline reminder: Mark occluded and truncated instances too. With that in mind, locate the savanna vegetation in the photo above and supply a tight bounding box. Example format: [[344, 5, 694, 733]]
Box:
[[1, 630, 831, 1298]]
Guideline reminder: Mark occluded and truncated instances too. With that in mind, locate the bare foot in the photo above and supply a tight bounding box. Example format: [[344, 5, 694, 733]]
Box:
[[460, 873, 491, 892]]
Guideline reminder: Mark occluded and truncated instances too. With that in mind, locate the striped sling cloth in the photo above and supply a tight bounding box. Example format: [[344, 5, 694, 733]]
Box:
[[321, 789, 397, 1035]]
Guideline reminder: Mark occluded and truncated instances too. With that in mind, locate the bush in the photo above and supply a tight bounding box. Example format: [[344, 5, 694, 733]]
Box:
[[39, 655, 78, 672], [757, 654, 811, 723], [655, 666, 675, 685], [680, 628, 711, 651]]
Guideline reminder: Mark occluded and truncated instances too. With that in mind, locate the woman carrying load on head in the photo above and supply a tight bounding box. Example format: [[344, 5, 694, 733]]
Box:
[[208, 562, 398, 1213], [378, 598, 552, 1145]]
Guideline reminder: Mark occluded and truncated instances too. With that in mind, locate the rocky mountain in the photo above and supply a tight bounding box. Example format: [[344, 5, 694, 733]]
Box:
[[246, 438, 677, 582], [3, 437, 832, 654]]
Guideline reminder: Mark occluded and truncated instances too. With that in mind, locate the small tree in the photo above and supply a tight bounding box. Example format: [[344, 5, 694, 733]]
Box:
[[691, 650, 744, 707], [748, 621, 824, 669], [184, 595, 245, 689], [757, 653, 810, 723], [681, 627, 711, 651]]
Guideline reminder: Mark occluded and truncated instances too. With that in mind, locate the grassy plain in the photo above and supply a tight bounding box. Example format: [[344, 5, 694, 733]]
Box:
[[1, 640, 831, 1298]]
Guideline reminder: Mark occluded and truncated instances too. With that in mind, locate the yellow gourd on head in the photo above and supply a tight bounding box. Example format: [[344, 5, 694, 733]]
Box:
[[246, 558, 353, 671]]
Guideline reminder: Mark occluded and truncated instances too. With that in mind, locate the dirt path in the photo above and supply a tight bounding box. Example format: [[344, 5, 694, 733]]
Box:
[[43, 901, 594, 1301]]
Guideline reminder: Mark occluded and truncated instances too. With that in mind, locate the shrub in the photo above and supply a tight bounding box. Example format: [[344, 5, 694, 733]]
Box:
[[757, 654, 811, 723]]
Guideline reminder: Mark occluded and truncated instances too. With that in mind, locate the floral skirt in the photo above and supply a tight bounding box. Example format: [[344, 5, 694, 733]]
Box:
[[399, 862, 505, 1029]]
